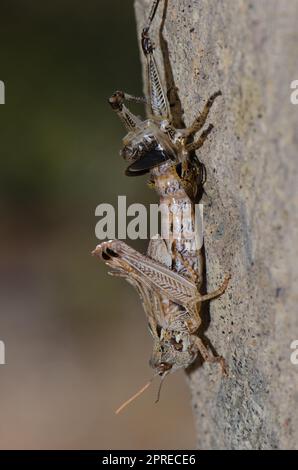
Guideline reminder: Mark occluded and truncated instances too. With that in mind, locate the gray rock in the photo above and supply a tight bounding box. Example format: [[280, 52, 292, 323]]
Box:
[[135, 0, 298, 449]]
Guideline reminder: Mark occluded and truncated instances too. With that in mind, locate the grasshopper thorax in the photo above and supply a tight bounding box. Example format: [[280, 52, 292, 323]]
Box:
[[121, 120, 176, 176]]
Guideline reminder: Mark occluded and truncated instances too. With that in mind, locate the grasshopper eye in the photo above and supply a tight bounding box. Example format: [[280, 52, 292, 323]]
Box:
[[158, 362, 172, 375], [156, 324, 162, 337], [121, 145, 136, 162], [106, 248, 119, 258]]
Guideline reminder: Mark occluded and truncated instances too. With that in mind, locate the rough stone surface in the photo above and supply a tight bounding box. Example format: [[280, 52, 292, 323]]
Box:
[[135, 0, 298, 449]]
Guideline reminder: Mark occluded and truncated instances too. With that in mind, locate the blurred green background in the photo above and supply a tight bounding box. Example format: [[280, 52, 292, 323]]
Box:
[[0, 0, 194, 449]]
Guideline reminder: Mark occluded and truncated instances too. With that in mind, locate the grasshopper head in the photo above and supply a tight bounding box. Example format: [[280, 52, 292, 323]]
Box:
[[121, 121, 175, 176], [149, 328, 196, 375]]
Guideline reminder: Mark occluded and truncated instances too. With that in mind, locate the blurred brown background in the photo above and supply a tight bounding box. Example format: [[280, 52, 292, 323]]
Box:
[[0, 0, 194, 449]]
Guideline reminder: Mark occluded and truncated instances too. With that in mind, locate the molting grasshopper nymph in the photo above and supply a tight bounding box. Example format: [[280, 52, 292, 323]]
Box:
[[93, 0, 230, 409]]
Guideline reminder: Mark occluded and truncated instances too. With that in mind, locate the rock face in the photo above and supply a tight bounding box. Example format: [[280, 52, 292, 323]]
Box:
[[135, 0, 298, 450]]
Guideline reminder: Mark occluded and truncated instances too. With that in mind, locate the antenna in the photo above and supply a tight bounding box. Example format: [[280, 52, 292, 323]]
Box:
[[155, 371, 169, 403], [145, 0, 161, 31], [115, 378, 154, 415]]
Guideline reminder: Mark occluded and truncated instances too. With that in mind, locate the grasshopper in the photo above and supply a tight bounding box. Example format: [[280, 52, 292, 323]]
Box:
[[93, 0, 230, 407]]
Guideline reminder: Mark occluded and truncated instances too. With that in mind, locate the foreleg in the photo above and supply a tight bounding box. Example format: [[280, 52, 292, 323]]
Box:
[[186, 124, 214, 152], [108, 90, 144, 131], [184, 90, 222, 137]]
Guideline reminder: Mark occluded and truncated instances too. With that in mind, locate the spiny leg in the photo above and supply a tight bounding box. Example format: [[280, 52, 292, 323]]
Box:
[[108, 1, 166, 125], [108, 90, 144, 131], [186, 123, 214, 153], [141, 1, 170, 119], [192, 336, 228, 375], [185, 90, 222, 138], [198, 274, 230, 302], [122, 93, 147, 105]]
